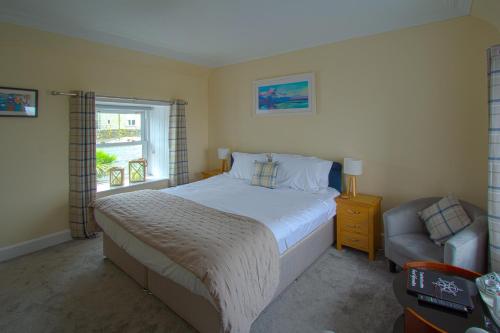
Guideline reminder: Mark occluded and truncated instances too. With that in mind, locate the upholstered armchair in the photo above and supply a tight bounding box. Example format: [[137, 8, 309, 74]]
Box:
[[383, 197, 487, 273]]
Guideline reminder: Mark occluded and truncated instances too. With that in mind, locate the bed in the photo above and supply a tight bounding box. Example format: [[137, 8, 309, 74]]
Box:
[[93, 158, 342, 333]]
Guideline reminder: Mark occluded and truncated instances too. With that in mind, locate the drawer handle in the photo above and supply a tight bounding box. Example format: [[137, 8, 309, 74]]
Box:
[[347, 209, 361, 215], [348, 237, 360, 242], [346, 224, 361, 230]]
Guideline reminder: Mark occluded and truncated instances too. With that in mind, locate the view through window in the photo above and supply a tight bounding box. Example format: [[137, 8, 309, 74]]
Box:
[[95, 99, 170, 190]]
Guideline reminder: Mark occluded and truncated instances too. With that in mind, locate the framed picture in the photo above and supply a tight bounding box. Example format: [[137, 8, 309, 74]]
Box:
[[254, 72, 315, 116], [0, 87, 38, 118]]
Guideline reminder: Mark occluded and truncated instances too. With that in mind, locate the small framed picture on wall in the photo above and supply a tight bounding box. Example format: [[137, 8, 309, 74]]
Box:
[[0, 87, 38, 118], [253, 72, 315, 116]]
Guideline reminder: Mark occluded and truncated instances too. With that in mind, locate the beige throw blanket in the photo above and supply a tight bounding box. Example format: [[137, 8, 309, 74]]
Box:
[[92, 190, 279, 333]]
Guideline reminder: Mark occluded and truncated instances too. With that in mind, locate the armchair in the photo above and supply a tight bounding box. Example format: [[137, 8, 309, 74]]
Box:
[[383, 197, 487, 273]]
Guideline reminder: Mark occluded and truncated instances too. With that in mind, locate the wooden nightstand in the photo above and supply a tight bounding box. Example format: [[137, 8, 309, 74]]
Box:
[[201, 169, 223, 179], [335, 194, 382, 260]]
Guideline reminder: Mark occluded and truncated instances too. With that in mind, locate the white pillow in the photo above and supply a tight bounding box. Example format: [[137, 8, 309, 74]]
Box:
[[271, 153, 332, 193], [229, 152, 269, 180]]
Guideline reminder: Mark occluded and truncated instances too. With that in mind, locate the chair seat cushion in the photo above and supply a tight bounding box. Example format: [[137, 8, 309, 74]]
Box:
[[388, 233, 444, 263]]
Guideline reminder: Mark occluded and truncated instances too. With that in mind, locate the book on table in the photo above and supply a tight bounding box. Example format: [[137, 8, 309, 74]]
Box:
[[406, 267, 474, 311]]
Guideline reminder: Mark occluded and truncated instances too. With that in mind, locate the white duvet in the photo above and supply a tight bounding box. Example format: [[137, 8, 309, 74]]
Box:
[[95, 174, 339, 301], [165, 174, 339, 253]]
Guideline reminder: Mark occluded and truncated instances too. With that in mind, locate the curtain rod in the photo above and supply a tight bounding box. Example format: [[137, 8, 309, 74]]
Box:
[[50, 91, 187, 105]]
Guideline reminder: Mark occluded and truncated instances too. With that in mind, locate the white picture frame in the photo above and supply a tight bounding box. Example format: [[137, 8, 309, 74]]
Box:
[[253, 72, 316, 116]]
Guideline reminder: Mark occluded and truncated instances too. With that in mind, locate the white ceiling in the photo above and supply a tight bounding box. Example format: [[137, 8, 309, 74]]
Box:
[[0, 0, 472, 67]]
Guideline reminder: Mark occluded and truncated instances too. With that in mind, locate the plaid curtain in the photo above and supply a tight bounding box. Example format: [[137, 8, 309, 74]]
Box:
[[488, 46, 500, 272], [169, 101, 189, 186], [69, 92, 97, 238]]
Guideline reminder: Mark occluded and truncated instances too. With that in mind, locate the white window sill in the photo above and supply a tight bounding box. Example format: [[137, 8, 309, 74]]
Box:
[[96, 176, 169, 198]]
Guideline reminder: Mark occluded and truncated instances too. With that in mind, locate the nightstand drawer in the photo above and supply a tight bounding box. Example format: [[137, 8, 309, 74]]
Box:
[[340, 219, 368, 235], [338, 206, 369, 223], [341, 231, 369, 250]]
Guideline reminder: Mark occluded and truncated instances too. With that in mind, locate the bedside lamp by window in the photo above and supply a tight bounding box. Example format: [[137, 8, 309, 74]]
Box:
[[217, 148, 230, 172], [343, 158, 363, 198]]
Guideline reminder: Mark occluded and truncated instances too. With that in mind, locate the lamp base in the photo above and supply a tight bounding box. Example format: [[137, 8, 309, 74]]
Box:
[[345, 175, 358, 198], [220, 159, 227, 173]]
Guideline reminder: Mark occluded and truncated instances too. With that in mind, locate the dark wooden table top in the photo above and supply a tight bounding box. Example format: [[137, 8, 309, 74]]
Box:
[[392, 271, 499, 333]]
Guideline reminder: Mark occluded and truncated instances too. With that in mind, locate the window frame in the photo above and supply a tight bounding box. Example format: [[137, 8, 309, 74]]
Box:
[[94, 98, 170, 193]]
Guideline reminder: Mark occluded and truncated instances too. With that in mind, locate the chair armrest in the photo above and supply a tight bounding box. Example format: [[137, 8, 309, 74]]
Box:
[[383, 197, 438, 238], [444, 216, 488, 273]]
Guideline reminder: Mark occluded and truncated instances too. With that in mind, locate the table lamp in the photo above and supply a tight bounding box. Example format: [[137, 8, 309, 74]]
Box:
[[217, 148, 230, 172], [343, 157, 363, 198]]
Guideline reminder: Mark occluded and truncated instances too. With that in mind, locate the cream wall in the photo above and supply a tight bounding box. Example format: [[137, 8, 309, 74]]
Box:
[[208, 17, 500, 211], [472, 0, 500, 33], [0, 23, 210, 247]]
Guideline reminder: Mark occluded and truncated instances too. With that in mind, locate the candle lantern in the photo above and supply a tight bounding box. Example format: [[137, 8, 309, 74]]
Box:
[[128, 158, 147, 183], [109, 167, 124, 187]]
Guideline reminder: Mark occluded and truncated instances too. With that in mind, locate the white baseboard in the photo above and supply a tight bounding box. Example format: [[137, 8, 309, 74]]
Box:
[[0, 229, 72, 263]]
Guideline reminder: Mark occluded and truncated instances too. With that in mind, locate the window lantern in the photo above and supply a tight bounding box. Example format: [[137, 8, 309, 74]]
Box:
[[129, 158, 147, 183], [109, 167, 124, 186]]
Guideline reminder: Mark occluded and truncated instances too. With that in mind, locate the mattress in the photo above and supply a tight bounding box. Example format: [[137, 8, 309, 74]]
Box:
[[95, 174, 339, 301]]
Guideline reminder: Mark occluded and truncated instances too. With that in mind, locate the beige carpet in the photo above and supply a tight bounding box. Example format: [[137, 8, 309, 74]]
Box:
[[0, 235, 402, 333]]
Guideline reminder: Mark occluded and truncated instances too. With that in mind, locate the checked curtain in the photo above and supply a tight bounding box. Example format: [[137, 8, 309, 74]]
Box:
[[488, 46, 500, 272], [69, 91, 97, 238], [169, 101, 189, 186]]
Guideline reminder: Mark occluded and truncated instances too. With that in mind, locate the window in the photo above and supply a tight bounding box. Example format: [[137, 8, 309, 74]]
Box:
[[95, 99, 170, 191]]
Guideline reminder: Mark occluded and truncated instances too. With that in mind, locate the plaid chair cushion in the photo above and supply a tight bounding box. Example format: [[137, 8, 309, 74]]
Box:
[[251, 161, 279, 189], [418, 196, 472, 246]]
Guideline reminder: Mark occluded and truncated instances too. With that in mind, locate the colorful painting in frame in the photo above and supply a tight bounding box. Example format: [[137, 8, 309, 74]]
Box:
[[0, 87, 38, 118], [254, 73, 315, 116]]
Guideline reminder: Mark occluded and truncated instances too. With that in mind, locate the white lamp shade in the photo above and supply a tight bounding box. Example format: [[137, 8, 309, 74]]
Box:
[[217, 148, 230, 160], [343, 158, 363, 176]]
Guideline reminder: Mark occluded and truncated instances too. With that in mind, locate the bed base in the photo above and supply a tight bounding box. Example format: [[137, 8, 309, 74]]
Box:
[[103, 219, 335, 333]]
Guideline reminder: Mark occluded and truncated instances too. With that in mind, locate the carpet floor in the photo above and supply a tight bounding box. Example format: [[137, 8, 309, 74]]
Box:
[[0, 236, 401, 333]]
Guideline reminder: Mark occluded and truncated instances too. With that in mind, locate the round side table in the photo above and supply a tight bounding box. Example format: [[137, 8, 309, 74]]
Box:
[[392, 265, 498, 332]]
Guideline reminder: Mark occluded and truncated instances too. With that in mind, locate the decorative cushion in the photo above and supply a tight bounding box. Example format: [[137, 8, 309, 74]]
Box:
[[418, 195, 472, 245], [251, 161, 279, 189]]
